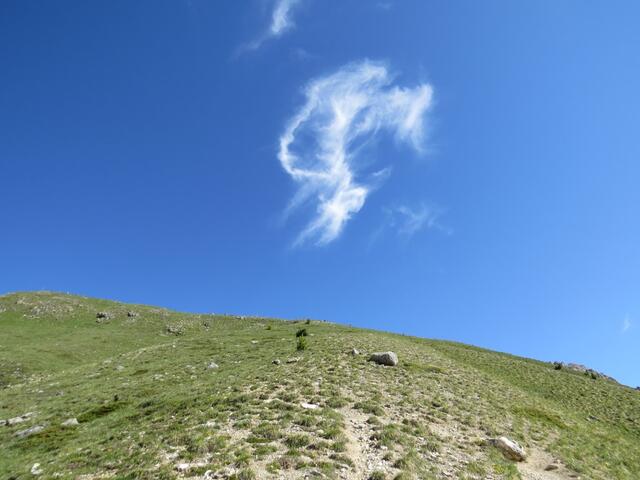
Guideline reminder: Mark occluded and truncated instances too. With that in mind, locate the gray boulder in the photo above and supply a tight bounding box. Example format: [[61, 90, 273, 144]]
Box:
[[15, 424, 45, 438], [368, 351, 398, 366], [490, 436, 527, 461], [1, 412, 35, 426], [61, 418, 79, 427]]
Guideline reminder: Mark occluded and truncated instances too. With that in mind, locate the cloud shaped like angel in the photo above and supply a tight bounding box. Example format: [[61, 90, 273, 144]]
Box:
[[278, 60, 433, 245]]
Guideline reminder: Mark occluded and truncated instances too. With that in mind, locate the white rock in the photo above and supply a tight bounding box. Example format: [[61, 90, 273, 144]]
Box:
[[31, 463, 43, 476], [300, 402, 320, 410], [15, 424, 45, 438], [61, 418, 79, 427], [2, 412, 35, 426], [206, 362, 219, 370], [490, 436, 527, 461], [368, 351, 399, 366]]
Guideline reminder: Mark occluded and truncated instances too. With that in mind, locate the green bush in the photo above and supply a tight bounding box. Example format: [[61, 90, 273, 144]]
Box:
[[296, 328, 308, 337], [296, 336, 308, 351]]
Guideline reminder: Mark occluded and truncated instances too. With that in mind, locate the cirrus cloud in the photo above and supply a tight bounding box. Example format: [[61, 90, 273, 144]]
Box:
[[278, 60, 434, 245], [241, 0, 304, 52]]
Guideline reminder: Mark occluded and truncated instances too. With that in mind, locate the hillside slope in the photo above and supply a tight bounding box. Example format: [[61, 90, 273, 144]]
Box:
[[1, 292, 638, 480]]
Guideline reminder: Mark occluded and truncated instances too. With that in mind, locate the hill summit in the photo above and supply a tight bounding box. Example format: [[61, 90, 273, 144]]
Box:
[[1, 292, 638, 479]]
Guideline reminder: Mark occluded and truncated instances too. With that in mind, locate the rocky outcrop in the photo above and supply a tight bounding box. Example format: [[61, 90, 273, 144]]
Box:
[[552, 362, 617, 382]]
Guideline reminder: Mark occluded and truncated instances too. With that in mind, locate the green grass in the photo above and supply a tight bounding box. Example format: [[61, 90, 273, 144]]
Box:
[[0, 291, 639, 479]]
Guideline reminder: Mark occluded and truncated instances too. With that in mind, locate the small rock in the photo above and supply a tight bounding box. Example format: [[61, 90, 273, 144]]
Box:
[[286, 357, 300, 364], [115, 365, 125, 371], [127, 311, 139, 318], [206, 362, 219, 370], [2, 412, 35, 426], [96, 311, 112, 320], [31, 463, 43, 476], [490, 436, 527, 461], [350, 348, 360, 355], [545, 464, 559, 471], [61, 418, 79, 427], [272, 359, 281, 365], [301, 402, 320, 410], [251, 340, 258, 344], [15, 424, 45, 438], [368, 351, 398, 366], [166, 325, 183, 335]]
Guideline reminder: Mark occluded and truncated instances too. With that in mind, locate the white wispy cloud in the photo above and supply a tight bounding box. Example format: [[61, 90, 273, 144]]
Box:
[[622, 316, 632, 333], [387, 204, 447, 237], [242, 0, 303, 52], [278, 60, 433, 245], [367, 203, 449, 249], [270, 0, 301, 36]]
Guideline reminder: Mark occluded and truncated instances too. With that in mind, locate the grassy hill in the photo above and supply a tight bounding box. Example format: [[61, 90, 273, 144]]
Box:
[[1, 292, 638, 480]]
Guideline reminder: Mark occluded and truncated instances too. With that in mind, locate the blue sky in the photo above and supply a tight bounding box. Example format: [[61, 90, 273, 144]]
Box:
[[1, 1, 639, 386]]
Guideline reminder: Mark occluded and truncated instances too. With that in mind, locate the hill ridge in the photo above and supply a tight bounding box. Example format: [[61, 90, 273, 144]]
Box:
[[1, 291, 639, 479]]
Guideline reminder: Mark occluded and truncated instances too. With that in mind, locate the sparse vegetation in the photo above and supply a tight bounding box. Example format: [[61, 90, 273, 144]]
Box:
[[0, 291, 638, 480], [296, 336, 308, 351]]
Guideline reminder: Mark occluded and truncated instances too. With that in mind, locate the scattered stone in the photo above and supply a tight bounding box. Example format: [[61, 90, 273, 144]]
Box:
[[286, 357, 300, 364], [166, 325, 183, 335], [14, 424, 45, 438], [115, 365, 125, 371], [206, 362, 219, 370], [251, 340, 258, 344], [31, 463, 43, 476], [545, 463, 559, 471], [272, 359, 281, 365], [350, 348, 360, 355], [126, 311, 139, 318], [368, 351, 398, 366], [61, 418, 79, 427], [301, 402, 320, 410], [1, 412, 35, 426], [175, 461, 208, 472], [490, 436, 527, 461], [96, 311, 113, 322]]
